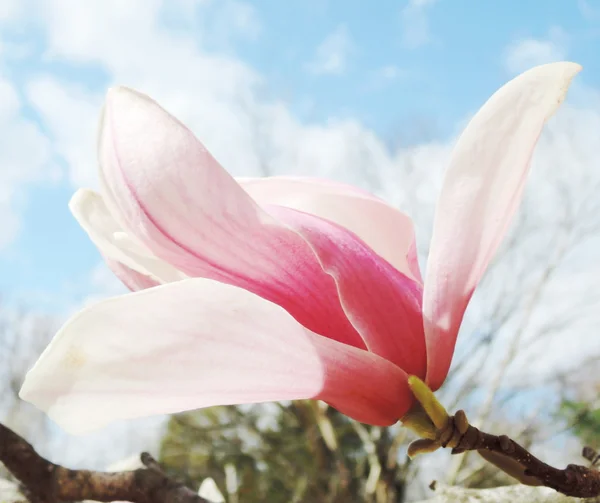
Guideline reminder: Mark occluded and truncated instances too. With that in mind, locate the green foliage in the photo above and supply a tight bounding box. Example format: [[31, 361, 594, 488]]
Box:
[[159, 401, 411, 503], [560, 400, 600, 448]]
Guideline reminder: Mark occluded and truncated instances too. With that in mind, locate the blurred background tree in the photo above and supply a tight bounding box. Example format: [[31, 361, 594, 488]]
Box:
[[558, 359, 600, 451], [561, 401, 600, 449], [0, 305, 56, 478], [160, 402, 413, 503]]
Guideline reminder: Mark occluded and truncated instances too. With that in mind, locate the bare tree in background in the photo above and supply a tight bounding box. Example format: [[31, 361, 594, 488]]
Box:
[[557, 358, 600, 450], [0, 305, 56, 456]]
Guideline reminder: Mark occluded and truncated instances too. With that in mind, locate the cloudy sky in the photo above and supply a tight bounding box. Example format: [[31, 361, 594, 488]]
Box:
[[1, 0, 599, 314]]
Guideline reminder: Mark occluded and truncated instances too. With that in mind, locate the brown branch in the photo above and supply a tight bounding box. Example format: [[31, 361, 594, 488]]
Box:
[[437, 411, 600, 498], [415, 482, 600, 503], [0, 422, 212, 503]]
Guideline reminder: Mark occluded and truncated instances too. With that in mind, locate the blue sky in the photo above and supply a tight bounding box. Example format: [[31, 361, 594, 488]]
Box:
[[0, 0, 599, 314]]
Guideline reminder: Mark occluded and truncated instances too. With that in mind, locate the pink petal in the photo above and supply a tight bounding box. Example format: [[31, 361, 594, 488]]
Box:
[[19, 279, 412, 434], [98, 87, 365, 349], [268, 204, 426, 377], [104, 258, 159, 291], [238, 176, 422, 282], [423, 62, 582, 390], [70, 189, 186, 288]]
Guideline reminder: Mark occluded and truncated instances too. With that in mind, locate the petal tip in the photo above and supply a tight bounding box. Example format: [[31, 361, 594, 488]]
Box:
[[550, 61, 583, 86], [68, 187, 95, 211], [545, 61, 582, 119], [106, 85, 154, 107], [106, 85, 133, 98], [522, 61, 582, 120], [17, 378, 32, 403], [19, 374, 107, 436], [525, 61, 582, 78]]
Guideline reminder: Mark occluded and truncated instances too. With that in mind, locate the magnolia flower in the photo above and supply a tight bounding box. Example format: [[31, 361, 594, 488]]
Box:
[[20, 62, 580, 434]]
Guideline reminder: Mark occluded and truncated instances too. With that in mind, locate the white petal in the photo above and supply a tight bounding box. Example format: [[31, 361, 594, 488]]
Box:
[[70, 188, 186, 286], [20, 279, 412, 434], [423, 62, 581, 389]]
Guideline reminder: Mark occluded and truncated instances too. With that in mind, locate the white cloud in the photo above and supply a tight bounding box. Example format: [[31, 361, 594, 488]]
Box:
[[213, 0, 261, 42], [0, 78, 54, 249], [26, 77, 101, 188], [503, 28, 568, 75], [36, 2, 268, 173], [367, 64, 407, 90], [22, 3, 392, 189], [400, 0, 437, 49], [23, 1, 266, 185], [0, 0, 20, 21], [306, 25, 352, 76]]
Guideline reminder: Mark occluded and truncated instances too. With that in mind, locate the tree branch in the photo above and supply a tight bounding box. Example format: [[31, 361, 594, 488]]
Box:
[[427, 410, 600, 498], [415, 482, 600, 503], [0, 422, 213, 503]]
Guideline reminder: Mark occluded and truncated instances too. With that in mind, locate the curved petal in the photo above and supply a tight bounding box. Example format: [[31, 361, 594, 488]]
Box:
[[268, 204, 426, 377], [19, 279, 413, 434], [423, 62, 582, 390], [98, 87, 365, 349], [238, 176, 422, 282], [70, 188, 186, 288]]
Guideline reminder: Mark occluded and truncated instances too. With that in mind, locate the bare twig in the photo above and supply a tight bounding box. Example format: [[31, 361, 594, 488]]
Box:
[[415, 482, 600, 503], [425, 410, 600, 498], [0, 422, 212, 503]]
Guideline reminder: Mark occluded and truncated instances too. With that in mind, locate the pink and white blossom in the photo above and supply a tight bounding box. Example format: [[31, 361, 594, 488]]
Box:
[[20, 62, 581, 434]]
